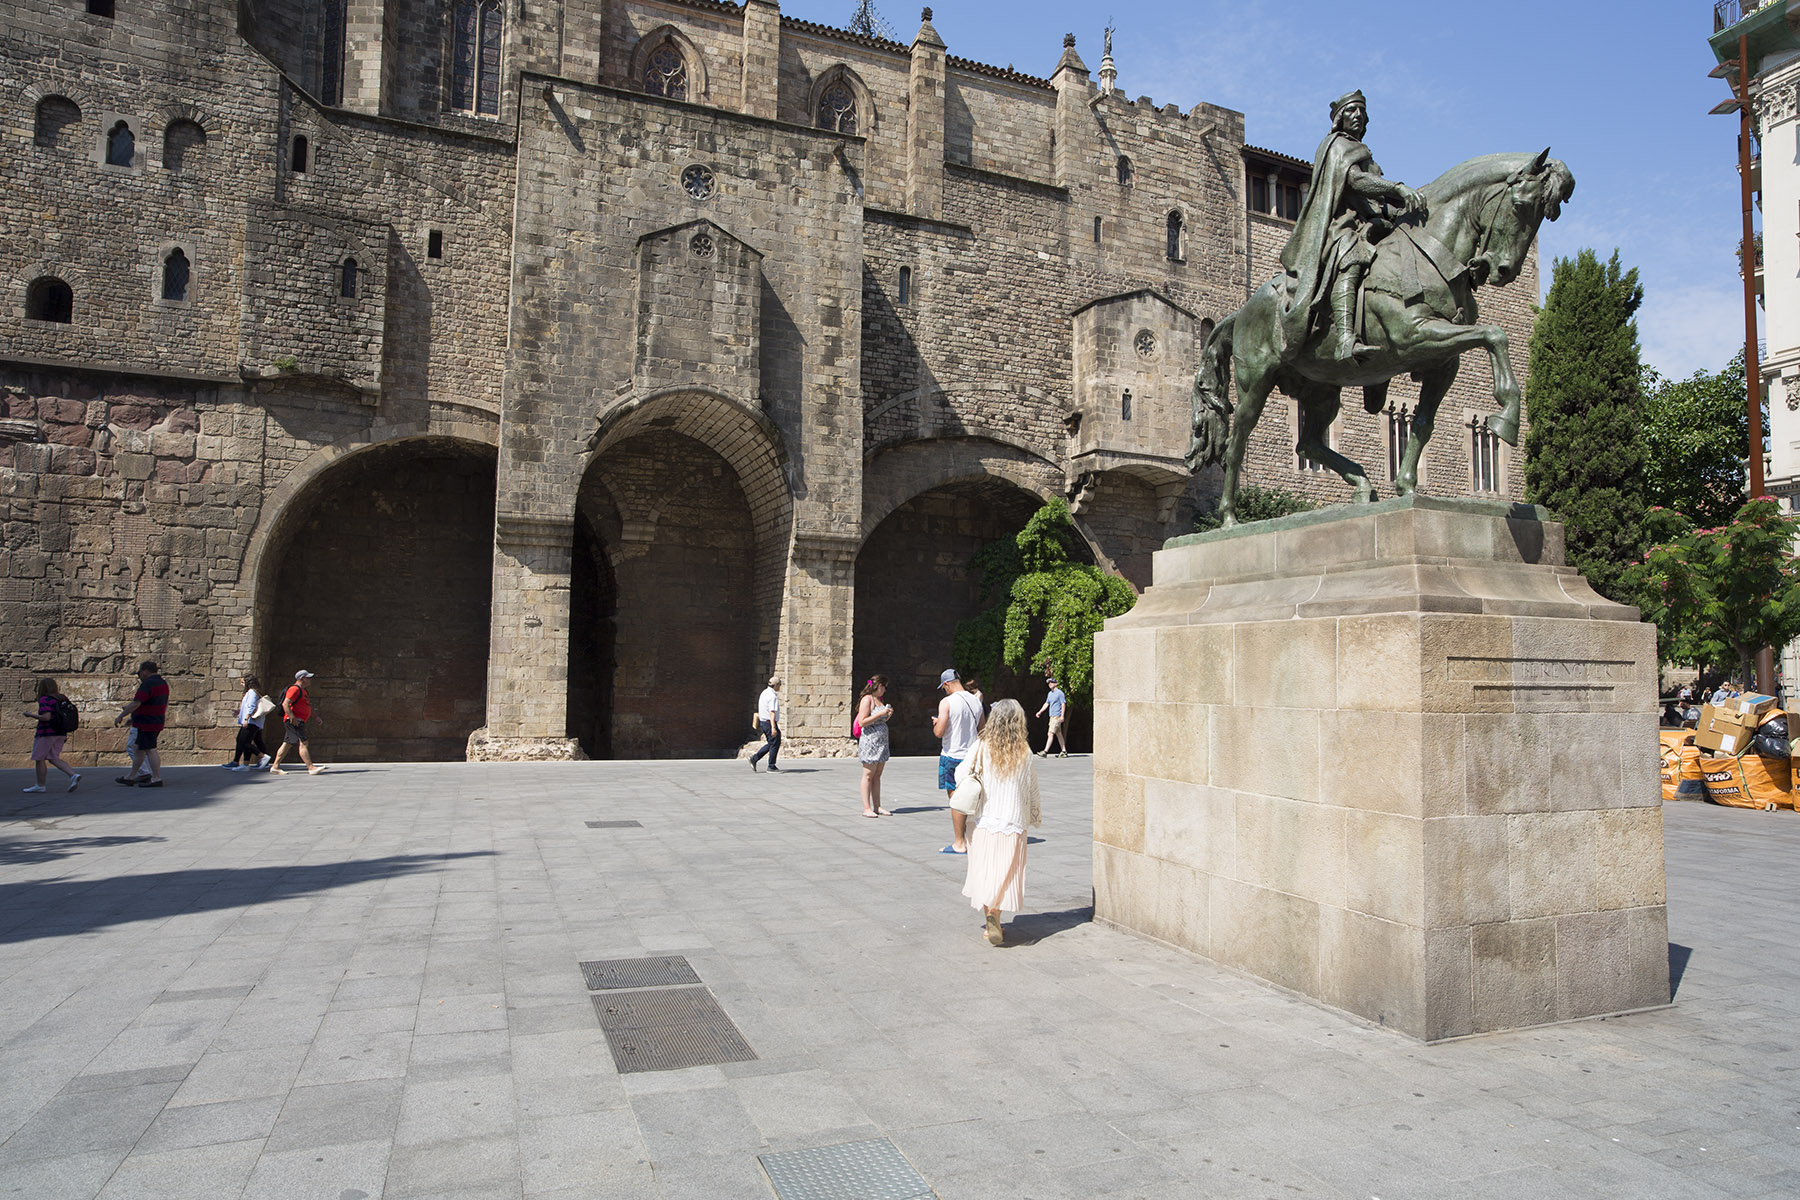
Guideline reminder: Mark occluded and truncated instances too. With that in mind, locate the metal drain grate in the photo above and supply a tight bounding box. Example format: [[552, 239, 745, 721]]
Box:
[[585, 819, 643, 828], [578, 955, 700, 991], [590, 986, 756, 1073], [759, 1138, 934, 1200]]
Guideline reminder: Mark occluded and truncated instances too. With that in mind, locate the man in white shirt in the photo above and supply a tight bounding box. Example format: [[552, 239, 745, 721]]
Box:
[[932, 668, 984, 854], [750, 675, 782, 772]]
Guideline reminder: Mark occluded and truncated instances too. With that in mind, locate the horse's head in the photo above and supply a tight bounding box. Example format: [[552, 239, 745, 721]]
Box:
[[1468, 149, 1576, 288]]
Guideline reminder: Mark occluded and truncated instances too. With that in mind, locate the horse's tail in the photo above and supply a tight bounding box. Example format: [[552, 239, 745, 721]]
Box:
[[1187, 313, 1235, 470]]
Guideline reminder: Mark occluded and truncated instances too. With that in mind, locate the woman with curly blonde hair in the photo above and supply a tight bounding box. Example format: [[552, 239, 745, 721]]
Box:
[[955, 698, 1041, 946]]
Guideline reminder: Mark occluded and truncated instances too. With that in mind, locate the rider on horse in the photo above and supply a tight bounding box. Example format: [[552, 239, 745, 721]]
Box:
[[1279, 90, 1429, 364]]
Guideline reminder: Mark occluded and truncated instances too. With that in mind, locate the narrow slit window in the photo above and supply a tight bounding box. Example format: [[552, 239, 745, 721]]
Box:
[[1093, 216, 1102, 243], [897, 266, 911, 306], [291, 135, 309, 172], [340, 257, 359, 298], [321, 0, 347, 106], [87, 0, 115, 16], [1165, 210, 1183, 262], [105, 120, 135, 167], [161, 249, 190, 302], [427, 229, 444, 259], [1121, 389, 1133, 421]]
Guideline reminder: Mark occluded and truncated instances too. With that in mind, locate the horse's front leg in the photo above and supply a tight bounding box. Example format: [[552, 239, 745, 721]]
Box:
[[1397, 362, 1460, 496], [1402, 317, 1521, 446], [1219, 371, 1275, 527]]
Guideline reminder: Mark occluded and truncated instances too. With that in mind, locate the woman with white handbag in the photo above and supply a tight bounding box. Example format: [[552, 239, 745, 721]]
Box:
[[225, 673, 274, 771], [952, 699, 1042, 946]]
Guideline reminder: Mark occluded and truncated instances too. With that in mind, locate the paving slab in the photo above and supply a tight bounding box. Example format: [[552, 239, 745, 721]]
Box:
[[1, 757, 1796, 1198]]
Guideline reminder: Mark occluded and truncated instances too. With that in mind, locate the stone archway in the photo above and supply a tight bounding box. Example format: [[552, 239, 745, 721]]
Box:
[[853, 473, 1093, 757], [256, 437, 497, 761]]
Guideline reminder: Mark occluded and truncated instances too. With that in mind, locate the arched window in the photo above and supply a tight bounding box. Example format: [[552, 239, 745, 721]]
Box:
[[340, 258, 359, 298], [26, 277, 74, 324], [898, 266, 911, 307], [161, 249, 190, 302], [33, 96, 81, 151], [290, 135, 309, 173], [451, 0, 504, 116], [162, 119, 206, 172], [1117, 155, 1132, 185], [817, 81, 857, 135], [643, 42, 689, 101], [105, 119, 135, 167], [321, 0, 347, 105], [1165, 210, 1184, 262]]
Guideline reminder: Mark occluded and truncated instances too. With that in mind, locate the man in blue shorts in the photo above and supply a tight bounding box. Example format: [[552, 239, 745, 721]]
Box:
[[931, 668, 984, 854]]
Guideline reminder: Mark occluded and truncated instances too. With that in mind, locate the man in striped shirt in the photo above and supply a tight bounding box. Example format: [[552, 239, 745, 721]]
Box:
[[113, 660, 169, 788]]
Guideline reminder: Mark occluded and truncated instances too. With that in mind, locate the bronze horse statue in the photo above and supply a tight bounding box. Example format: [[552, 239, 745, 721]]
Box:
[[1188, 150, 1575, 524]]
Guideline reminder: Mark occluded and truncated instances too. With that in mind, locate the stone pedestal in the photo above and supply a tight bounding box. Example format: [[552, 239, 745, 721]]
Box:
[[1092, 496, 1669, 1041]]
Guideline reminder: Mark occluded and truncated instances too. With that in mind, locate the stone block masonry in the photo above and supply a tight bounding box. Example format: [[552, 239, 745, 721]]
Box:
[[1093, 496, 1669, 1040], [3, 1, 1546, 764]]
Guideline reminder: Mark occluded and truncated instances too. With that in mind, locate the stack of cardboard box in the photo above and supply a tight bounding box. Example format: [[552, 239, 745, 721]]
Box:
[[1693, 694, 1792, 810]]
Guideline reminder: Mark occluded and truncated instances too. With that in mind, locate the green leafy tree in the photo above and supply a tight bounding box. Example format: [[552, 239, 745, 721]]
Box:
[[1193, 484, 1316, 532], [1628, 498, 1800, 681], [1523, 249, 1649, 603], [952, 499, 1137, 706], [1640, 350, 1753, 529]]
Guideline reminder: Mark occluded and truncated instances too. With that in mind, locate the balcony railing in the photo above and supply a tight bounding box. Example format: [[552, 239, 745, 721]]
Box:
[[1717, 1, 1769, 32]]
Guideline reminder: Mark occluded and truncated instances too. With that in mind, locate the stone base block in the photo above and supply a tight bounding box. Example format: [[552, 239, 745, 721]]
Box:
[[465, 728, 587, 762], [1094, 496, 1671, 1040]]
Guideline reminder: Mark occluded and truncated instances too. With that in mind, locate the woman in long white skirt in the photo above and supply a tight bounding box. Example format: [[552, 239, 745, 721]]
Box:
[[956, 698, 1041, 946]]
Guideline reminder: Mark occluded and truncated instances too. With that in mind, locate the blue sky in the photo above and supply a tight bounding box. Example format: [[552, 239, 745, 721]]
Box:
[[784, 0, 1751, 380]]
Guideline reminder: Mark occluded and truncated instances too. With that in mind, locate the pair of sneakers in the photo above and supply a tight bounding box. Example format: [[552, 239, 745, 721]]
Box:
[[22, 773, 79, 793], [220, 755, 274, 771]]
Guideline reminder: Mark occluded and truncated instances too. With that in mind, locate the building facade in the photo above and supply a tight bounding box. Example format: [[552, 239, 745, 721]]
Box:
[[1, 0, 1536, 763]]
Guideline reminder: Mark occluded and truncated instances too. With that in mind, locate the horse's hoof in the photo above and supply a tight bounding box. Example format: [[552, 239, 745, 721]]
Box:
[[1487, 413, 1519, 446]]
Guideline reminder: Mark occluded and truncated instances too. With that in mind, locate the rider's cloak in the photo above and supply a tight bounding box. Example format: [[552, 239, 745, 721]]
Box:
[[1278, 129, 1375, 351]]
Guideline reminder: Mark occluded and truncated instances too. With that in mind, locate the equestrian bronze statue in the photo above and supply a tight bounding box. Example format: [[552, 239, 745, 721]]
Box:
[[1188, 90, 1575, 525]]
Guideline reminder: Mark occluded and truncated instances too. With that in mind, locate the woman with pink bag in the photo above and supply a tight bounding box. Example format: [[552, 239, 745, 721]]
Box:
[[854, 675, 893, 817]]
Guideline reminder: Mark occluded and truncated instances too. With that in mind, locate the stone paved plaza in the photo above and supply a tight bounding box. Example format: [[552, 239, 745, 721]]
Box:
[[0, 757, 1795, 1199]]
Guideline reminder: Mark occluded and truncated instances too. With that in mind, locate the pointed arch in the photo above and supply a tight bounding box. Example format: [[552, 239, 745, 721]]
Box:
[[810, 63, 876, 136], [629, 25, 708, 102]]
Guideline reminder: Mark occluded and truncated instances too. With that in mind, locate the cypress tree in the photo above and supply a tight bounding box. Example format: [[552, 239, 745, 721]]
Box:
[[1522, 249, 1648, 602]]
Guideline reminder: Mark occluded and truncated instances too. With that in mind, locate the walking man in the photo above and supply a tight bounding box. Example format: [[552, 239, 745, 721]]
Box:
[[269, 670, 326, 776], [750, 675, 782, 772], [1036, 677, 1070, 757], [933, 668, 984, 854], [113, 660, 168, 788]]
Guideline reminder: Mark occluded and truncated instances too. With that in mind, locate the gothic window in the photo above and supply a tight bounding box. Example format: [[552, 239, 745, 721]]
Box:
[[1165, 210, 1184, 262], [161, 249, 190, 302], [162, 119, 206, 172], [105, 120, 136, 167], [898, 266, 911, 306], [340, 257, 359, 298], [1470, 417, 1502, 493], [26, 277, 74, 324], [644, 43, 689, 101], [1117, 155, 1132, 185], [33, 97, 80, 151], [1386, 404, 1412, 482], [291, 135, 309, 172], [321, 0, 347, 105], [452, 0, 504, 116], [817, 81, 857, 135]]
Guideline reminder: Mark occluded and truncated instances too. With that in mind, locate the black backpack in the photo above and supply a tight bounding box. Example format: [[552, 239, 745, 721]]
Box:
[[49, 694, 79, 735]]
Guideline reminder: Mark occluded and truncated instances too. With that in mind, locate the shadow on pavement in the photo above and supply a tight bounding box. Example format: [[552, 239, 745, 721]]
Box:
[[0, 835, 167, 866], [1669, 943, 1693, 998], [0, 851, 493, 945], [885, 805, 947, 815], [1004, 905, 1094, 946], [0, 766, 372, 822]]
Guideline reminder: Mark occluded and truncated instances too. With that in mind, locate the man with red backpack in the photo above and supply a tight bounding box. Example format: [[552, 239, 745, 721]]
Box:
[[22, 677, 80, 793]]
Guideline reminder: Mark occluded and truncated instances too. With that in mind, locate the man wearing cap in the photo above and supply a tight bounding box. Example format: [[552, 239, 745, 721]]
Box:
[[1279, 88, 1428, 363], [750, 675, 782, 772], [269, 670, 325, 776], [931, 668, 985, 854], [1036, 677, 1069, 758], [113, 660, 169, 788]]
